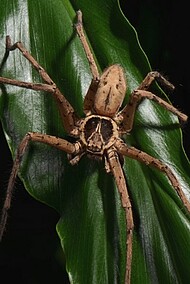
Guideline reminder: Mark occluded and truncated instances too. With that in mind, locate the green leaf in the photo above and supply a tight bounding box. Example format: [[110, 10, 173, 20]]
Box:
[[0, 0, 190, 283]]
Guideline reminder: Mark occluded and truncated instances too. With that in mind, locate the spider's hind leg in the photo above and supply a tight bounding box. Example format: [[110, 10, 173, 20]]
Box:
[[75, 10, 99, 82], [75, 10, 100, 115], [0, 36, 79, 136], [116, 71, 187, 132], [137, 71, 175, 91]]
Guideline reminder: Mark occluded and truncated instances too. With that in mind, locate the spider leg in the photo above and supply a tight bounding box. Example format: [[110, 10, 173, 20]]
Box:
[[75, 10, 99, 81], [0, 36, 79, 136], [118, 88, 187, 132], [137, 71, 175, 91], [115, 139, 190, 213], [118, 89, 187, 132], [116, 71, 187, 132], [0, 77, 55, 92], [107, 148, 134, 284], [134, 89, 187, 121], [82, 79, 99, 115], [0, 132, 82, 240], [75, 10, 100, 115]]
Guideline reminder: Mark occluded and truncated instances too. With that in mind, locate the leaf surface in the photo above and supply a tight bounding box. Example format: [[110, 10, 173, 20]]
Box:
[[0, 0, 190, 283]]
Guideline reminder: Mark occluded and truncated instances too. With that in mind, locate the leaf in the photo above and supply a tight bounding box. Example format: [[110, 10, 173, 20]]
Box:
[[0, 0, 190, 283]]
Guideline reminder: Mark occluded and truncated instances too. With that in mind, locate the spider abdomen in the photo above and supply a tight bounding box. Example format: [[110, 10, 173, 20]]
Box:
[[94, 64, 127, 117]]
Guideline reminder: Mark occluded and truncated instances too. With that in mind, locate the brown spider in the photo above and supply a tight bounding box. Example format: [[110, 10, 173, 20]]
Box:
[[0, 10, 190, 284]]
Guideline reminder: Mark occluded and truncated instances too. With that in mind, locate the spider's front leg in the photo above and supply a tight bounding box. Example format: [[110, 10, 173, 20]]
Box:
[[117, 71, 188, 132], [0, 132, 81, 240], [107, 148, 134, 284], [115, 139, 190, 213]]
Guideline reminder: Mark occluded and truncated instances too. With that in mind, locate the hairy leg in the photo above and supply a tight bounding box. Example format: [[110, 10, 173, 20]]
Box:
[[116, 71, 187, 132], [0, 132, 81, 240], [0, 36, 79, 135], [75, 10, 100, 115], [115, 139, 190, 213], [107, 148, 134, 284]]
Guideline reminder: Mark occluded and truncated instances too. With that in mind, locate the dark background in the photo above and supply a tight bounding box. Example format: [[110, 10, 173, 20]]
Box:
[[123, 0, 190, 157], [0, 1, 189, 283]]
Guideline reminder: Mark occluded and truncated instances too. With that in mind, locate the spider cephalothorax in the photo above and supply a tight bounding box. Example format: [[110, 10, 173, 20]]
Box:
[[67, 112, 120, 164], [0, 10, 190, 284], [80, 114, 119, 155]]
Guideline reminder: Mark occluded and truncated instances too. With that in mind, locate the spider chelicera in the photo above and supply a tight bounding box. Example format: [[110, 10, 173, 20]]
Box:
[[0, 10, 190, 284]]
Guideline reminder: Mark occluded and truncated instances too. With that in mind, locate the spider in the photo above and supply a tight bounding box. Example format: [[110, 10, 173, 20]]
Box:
[[0, 10, 190, 284]]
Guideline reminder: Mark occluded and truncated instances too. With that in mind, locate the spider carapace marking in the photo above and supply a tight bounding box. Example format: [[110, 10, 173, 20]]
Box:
[[80, 115, 118, 155], [0, 10, 190, 284]]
